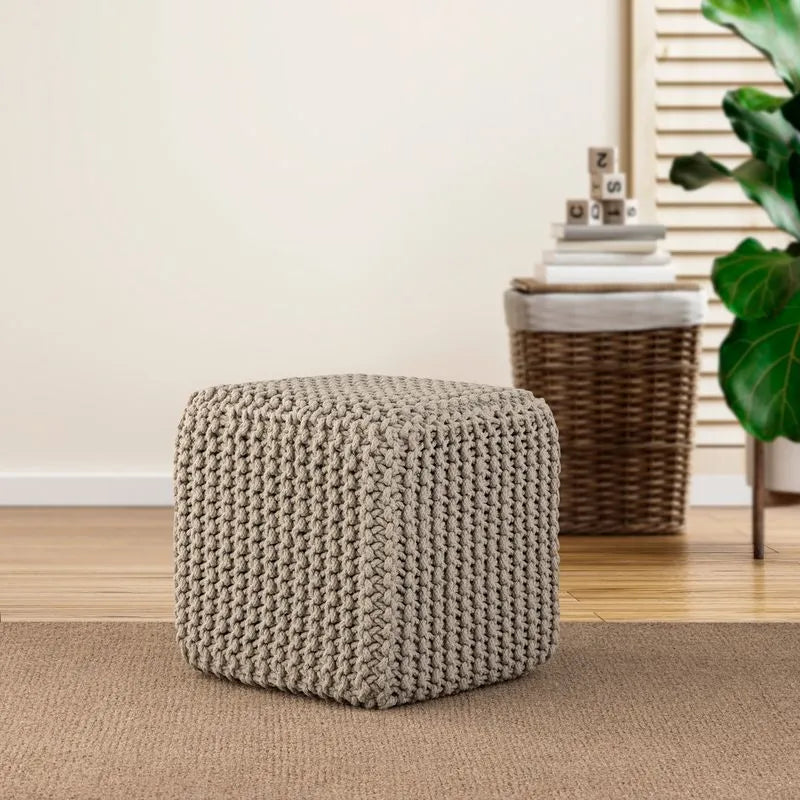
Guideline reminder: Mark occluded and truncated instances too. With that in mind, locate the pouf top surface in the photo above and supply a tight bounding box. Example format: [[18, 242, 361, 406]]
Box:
[[191, 374, 541, 420]]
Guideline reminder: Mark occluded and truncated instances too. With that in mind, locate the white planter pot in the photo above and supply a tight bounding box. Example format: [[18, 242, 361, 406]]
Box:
[[746, 436, 800, 494]]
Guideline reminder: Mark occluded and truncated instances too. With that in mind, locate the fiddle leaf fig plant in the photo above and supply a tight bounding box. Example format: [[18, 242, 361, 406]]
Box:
[[702, 0, 800, 90], [669, 0, 800, 442]]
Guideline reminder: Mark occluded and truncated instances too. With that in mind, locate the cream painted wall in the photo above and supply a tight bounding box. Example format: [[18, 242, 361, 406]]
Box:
[[0, 1, 624, 484]]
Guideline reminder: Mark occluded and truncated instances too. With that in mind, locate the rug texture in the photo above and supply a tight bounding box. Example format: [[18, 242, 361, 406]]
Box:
[[2, 622, 799, 800]]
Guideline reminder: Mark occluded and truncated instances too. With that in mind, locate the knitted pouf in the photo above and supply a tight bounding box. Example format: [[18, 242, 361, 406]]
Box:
[[174, 375, 560, 708]]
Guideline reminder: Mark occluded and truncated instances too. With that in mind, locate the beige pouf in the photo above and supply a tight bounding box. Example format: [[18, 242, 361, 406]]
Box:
[[174, 375, 560, 708]]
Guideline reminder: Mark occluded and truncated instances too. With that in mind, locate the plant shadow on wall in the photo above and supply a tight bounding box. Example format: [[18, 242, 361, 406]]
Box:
[[670, 0, 800, 445]]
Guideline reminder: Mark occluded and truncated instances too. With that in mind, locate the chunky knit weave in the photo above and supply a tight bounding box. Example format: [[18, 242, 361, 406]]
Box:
[[174, 375, 560, 708]]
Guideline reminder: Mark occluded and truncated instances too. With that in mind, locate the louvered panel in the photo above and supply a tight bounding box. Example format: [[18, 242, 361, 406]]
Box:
[[660, 205, 774, 228], [656, 0, 713, 8], [673, 254, 716, 274], [673, 258, 713, 279], [696, 276, 714, 289], [657, 181, 748, 204], [657, 132, 750, 157], [698, 399, 739, 422], [704, 301, 733, 326], [656, 59, 779, 84], [695, 425, 745, 446], [655, 10, 726, 35], [636, 3, 782, 455], [657, 84, 785, 108], [657, 108, 729, 132], [673, 254, 729, 275], [668, 229, 791, 252], [699, 375, 723, 398], [699, 352, 718, 374], [701, 326, 727, 350], [657, 36, 763, 60]]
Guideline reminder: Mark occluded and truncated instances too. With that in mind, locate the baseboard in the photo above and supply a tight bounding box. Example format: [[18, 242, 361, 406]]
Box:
[[0, 473, 173, 506], [0, 472, 751, 508]]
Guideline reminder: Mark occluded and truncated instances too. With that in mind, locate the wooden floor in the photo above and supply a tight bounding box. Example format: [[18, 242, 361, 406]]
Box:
[[1, 506, 799, 622]]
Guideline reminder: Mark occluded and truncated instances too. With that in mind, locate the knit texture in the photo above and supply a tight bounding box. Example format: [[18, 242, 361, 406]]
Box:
[[174, 375, 560, 708]]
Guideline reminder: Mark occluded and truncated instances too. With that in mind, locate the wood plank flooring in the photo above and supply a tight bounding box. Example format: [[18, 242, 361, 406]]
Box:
[[1, 506, 798, 622]]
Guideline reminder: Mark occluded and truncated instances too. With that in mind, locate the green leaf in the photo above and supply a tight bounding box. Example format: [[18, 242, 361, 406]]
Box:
[[780, 92, 800, 130], [712, 238, 800, 319], [719, 293, 800, 441], [722, 88, 799, 167], [669, 153, 800, 238], [702, 0, 800, 91], [788, 148, 800, 214], [669, 152, 729, 189]]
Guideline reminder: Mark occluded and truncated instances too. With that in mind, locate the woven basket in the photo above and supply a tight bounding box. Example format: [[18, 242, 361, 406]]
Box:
[[506, 281, 703, 535]]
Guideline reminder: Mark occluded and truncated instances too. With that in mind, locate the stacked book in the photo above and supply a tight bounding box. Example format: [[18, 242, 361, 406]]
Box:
[[534, 146, 673, 285]]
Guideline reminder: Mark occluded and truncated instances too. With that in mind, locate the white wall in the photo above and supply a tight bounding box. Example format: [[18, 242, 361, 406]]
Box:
[[0, 1, 624, 497]]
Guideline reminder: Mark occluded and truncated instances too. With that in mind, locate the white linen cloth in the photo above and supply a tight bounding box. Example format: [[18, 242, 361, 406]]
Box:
[[504, 287, 707, 333]]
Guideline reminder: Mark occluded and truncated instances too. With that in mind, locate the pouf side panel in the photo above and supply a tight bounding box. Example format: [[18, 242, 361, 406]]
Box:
[[174, 392, 201, 663], [348, 423, 404, 709], [398, 423, 453, 705], [472, 401, 559, 673], [307, 415, 365, 704], [394, 426, 424, 704], [259, 414, 388, 704], [174, 392, 239, 677], [172, 396, 325, 696], [527, 400, 560, 663], [174, 397, 401, 707], [262, 411, 355, 698], [392, 399, 560, 707], [174, 393, 286, 685]]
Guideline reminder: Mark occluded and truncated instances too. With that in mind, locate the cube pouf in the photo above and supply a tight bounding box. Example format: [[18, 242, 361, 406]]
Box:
[[174, 375, 560, 708]]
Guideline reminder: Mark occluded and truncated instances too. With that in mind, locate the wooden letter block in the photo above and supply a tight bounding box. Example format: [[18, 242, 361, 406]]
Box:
[[590, 172, 626, 201], [588, 147, 619, 174], [566, 199, 602, 225], [602, 200, 625, 225], [624, 198, 639, 224]]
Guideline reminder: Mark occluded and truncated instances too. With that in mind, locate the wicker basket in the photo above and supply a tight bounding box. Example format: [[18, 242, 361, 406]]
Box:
[[506, 280, 704, 535]]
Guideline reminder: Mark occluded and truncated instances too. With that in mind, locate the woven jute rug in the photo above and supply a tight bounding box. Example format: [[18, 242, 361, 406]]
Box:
[[2, 623, 799, 799]]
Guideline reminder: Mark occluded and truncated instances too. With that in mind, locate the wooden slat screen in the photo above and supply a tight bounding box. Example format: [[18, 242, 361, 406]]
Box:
[[633, 0, 791, 447]]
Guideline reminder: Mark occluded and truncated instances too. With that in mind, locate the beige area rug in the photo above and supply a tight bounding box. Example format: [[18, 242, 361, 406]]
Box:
[[2, 623, 799, 800]]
